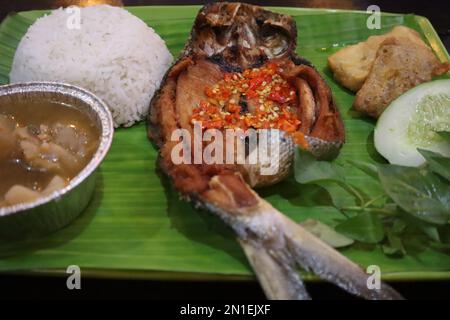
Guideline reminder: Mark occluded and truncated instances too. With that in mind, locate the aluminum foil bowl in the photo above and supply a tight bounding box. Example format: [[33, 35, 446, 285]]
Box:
[[0, 82, 113, 239]]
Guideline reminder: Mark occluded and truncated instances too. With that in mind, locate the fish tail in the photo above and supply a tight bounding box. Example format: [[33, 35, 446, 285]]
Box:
[[239, 238, 311, 300]]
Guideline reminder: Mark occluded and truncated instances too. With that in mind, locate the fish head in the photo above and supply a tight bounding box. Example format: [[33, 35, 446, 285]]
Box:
[[190, 2, 297, 70]]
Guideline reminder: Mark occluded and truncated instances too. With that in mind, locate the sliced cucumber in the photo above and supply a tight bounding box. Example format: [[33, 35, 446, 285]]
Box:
[[374, 79, 450, 167]]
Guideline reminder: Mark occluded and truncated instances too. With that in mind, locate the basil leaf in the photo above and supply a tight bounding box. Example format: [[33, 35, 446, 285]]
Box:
[[420, 225, 441, 242], [438, 225, 450, 244], [294, 148, 346, 184], [391, 219, 406, 234], [335, 212, 385, 244], [378, 164, 450, 225], [347, 159, 387, 206], [294, 149, 367, 207], [400, 211, 441, 242], [301, 219, 354, 248], [382, 244, 401, 255], [383, 230, 405, 256], [347, 159, 379, 180], [316, 181, 359, 209], [438, 131, 450, 144], [418, 149, 450, 181]]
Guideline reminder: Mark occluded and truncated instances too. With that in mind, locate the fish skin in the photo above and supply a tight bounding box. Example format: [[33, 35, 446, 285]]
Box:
[[147, 2, 402, 300], [201, 177, 402, 300], [241, 129, 294, 188], [148, 2, 345, 184]]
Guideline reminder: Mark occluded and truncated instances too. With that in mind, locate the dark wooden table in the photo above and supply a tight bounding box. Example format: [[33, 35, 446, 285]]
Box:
[[1, 0, 449, 300]]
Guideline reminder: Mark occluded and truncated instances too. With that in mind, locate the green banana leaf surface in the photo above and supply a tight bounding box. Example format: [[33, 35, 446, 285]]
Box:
[[0, 6, 449, 281]]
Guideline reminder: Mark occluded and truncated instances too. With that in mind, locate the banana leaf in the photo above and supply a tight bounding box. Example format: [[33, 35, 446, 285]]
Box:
[[0, 6, 449, 281]]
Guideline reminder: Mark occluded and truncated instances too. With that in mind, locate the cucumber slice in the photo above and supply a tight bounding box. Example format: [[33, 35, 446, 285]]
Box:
[[374, 79, 450, 167]]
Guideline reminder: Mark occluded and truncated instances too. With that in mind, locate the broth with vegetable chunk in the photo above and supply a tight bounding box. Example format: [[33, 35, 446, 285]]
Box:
[[0, 101, 99, 207]]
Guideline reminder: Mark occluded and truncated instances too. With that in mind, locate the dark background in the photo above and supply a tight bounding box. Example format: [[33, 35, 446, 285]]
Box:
[[0, 0, 449, 300]]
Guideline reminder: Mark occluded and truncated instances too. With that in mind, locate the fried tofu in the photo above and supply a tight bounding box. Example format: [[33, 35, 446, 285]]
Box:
[[353, 37, 450, 118], [327, 26, 429, 92]]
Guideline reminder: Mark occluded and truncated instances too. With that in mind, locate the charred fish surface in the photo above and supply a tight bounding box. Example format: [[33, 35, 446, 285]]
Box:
[[148, 2, 402, 300], [185, 2, 297, 70]]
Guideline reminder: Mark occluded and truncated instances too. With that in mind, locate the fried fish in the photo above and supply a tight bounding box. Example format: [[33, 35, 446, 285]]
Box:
[[148, 2, 402, 300]]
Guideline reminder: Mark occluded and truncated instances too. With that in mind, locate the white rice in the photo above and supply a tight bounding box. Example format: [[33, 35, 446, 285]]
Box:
[[10, 5, 173, 127]]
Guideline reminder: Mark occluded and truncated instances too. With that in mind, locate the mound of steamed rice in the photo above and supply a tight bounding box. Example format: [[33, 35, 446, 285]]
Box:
[[10, 5, 173, 127]]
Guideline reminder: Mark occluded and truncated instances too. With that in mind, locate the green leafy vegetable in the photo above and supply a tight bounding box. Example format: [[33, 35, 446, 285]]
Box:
[[383, 230, 405, 256], [378, 164, 450, 224], [438, 131, 450, 144], [294, 143, 450, 257], [391, 219, 407, 234], [294, 149, 367, 208], [335, 212, 384, 244], [418, 149, 450, 181], [419, 225, 441, 242], [300, 219, 354, 248], [400, 212, 441, 242], [294, 149, 346, 184], [346, 159, 379, 180]]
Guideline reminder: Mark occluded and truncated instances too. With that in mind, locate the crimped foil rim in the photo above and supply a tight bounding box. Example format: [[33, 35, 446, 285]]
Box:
[[0, 82, 114, 217]]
